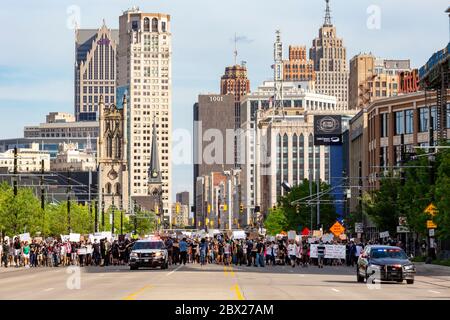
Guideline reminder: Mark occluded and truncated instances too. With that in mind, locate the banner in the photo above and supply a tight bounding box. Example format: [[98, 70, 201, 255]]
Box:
[[313, 115, 342, 145], [310, 244, 346, 259]]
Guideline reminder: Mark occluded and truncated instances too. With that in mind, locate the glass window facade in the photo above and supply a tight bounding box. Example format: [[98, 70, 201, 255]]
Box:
[[395, 111, 404, 135], [405, 109, 413, 134]]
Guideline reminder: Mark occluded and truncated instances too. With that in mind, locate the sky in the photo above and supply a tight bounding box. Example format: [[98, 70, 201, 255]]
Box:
[[0, 0, 448, 202]]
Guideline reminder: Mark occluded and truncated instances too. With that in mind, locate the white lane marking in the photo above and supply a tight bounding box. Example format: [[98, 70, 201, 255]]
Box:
[[43, 288, 54, 292], [331, 288, 340, 292], [428, 290, 441, 294], [167, 264, 183, 276]]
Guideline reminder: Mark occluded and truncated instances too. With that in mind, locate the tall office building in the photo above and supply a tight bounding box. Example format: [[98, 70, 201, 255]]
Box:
[[176, 191, 189, 207], [310, 0, 349, 110], [283, 46, 315, 82], [117, 7, 172, 216], [75, 22, 118, 121]]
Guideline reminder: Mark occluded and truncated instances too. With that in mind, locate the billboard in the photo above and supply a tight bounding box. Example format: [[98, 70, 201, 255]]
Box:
[[314, 115, 342, 145]]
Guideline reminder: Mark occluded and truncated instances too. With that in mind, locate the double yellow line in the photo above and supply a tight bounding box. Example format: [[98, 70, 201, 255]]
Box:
[[123, 284, 153, 300], [223, 265, 244, 300]]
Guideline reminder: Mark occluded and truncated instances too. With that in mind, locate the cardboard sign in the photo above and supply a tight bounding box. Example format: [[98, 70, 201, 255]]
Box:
[[312, 230, 323, 237], [308, 237, 319, 244], [354, 223, 364, 233]]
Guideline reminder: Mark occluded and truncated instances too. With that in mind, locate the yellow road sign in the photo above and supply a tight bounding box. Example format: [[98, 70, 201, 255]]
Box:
[[424, 203, 438, 216], [427, 220, 437, 229], [329, 221, 345, 237]]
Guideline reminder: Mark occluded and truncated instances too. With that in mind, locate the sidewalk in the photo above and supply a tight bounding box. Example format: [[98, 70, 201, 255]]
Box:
[[415, 262, 450, 277]]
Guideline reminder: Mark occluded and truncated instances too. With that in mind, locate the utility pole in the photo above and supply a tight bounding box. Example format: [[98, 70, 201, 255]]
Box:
[[88, 168, 92, 231], [111, 192, 115, 236], [40, 159, 45, 236], [94, 199, 98, 233], [133, 201, 138, 235], [13, 146, 18, 196], [120, 194, 123, 235], [67, 169, 71, 234], [101, 188, 105, 230]]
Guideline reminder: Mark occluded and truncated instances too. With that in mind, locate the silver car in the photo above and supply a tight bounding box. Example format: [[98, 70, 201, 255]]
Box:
[[129, 240, 169, 270]]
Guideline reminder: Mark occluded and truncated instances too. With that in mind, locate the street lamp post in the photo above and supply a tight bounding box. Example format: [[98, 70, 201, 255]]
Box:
[[111, 192, 115, 236], [67, 165, 74, 234]]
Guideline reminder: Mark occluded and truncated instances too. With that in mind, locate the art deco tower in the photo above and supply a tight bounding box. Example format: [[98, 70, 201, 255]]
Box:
[[310, 0, 349, 110]]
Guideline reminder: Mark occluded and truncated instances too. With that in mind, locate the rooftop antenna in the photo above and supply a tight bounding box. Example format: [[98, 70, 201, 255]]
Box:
[[324, 0, 332, 26], [234, 33, 238, 66], [273, 30, 284, 122]]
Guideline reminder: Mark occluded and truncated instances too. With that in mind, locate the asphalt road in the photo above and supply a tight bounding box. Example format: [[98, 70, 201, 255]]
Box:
[[0, 262, 449, 300]]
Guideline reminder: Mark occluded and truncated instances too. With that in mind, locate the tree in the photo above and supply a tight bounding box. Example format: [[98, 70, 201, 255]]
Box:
[[435, 147, 450, 239], [364, 174, 401, 235], [264, 207, 288, 235], [269, 179, 337, 232], [0, 183, 43, 236]]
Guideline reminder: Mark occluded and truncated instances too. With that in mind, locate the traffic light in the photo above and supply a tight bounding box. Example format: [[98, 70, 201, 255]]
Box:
[[240, 204, 244, 213]]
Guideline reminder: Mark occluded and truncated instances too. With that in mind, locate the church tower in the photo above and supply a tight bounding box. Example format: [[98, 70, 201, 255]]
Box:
[[98, 95, 129, 213], [147, 116, 164, 227]]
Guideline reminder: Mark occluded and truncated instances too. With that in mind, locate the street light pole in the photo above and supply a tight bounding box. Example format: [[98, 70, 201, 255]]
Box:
[[67, 168, 72, 234], [111, 192, 115, 236]]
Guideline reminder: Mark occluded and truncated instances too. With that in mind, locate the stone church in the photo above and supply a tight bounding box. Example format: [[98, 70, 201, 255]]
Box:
[[97, 95, 129, 212]]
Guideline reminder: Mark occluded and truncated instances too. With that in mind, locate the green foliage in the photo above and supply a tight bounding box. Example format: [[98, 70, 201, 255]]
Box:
[[264, 207, 288, 235], [435, 148, 450, 239], [0, 183, 43, 236], [264, 179, 338, 233], [363, 145, 450, 241], [364, 174, 402, 235]]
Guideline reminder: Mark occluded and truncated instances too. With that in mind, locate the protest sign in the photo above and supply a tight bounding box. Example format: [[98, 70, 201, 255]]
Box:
[[233, 230, 246, 240], [69, 233, 80, 242]]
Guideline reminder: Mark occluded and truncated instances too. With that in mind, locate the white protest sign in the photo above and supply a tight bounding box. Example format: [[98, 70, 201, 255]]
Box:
[[288, 231, 296, 240], [310, 244, 346, 259], [379, 231, 390, 238], [19, 233, 31, 242], [69, 233, 80, 242], [308, 237, 319, 244], [233, 230, 246, 240], [61, 235, 70, 242], [321, 233, 334, 243]]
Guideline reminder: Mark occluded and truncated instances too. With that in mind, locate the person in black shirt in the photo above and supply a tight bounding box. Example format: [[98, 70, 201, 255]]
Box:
[[256, 239, 265, 267], [246, 240, 253, 266]]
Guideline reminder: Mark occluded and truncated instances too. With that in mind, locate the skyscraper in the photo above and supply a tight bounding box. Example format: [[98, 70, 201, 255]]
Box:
[[75, 22, 118, 121], [117, 7, 172, 216], [310, 0, 349, 110]]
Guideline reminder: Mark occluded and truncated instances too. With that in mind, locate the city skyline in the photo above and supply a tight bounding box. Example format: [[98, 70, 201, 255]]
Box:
[[0, 0, 448, 200]]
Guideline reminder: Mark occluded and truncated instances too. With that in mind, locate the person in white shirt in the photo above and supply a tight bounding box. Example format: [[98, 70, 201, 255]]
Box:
[[287, 241, 297, 268]]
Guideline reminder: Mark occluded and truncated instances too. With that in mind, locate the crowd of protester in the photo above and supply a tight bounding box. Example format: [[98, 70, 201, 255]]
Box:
[[0, 233, 409, 269], [0, 237, 136, 268]]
